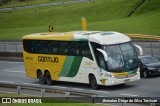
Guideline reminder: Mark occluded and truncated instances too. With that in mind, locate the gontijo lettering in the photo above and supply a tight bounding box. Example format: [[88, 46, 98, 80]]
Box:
[[38, 56, 58, 63]]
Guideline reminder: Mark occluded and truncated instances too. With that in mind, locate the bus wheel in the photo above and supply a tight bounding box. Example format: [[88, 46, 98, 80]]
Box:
[[45, 71, 53, 85], [89, 75, 99, 90], [38, 71, 46, 84]]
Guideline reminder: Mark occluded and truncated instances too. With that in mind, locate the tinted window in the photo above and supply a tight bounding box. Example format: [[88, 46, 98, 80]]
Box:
[[47, 41, 59, 54], [70, 42, 80, 56], [81, 42, 92, 60], [23, 40, 93, 60], [140, 56, 159, 64], [59, 42, 69, 55]]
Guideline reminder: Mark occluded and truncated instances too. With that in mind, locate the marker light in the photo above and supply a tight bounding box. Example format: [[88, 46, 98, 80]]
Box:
[[111, 80, 115, 84]]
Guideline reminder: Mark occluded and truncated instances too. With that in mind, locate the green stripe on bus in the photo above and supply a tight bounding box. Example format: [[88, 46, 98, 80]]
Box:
[[66, 56, 83, 77], [59, 56, 75, 77], [128, 68, 137, 74]]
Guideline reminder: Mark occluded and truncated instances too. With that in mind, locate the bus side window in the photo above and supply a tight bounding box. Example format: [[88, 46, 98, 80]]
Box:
[[33, 40, 39, 53], [48, 41, 59, 54], [90, 42, 101, 63], [81, 42, 93, 60], [70, 42, 80, 56], [97, 52, 106, 70], [23, 40, 31, 53], [59, 42, 69, 55], [37, 40, 47, 54]]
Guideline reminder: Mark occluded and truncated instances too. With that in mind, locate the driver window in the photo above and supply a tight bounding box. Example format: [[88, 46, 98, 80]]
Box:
[[98, 52, 106, 70]]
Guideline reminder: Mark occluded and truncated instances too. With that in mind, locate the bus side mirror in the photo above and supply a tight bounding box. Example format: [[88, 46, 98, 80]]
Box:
[[96, 48, 108, 61], [134, 44, 143, 56]]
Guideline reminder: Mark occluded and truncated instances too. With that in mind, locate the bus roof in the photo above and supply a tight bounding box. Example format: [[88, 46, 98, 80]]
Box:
[[23, 31, 131, 45]]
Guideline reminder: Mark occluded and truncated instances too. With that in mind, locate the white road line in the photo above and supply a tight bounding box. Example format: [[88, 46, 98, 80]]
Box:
[[91, 90, 109, 93], [0, 91, 17, 94], [0, 81, 15, 83], [0, 61, 23, 63], [72, 88, 84, 91], [51, 86, 67, 89], [2, 70, 25, 73], [121, 93, 139, 97], [23, 83, 40, 86]]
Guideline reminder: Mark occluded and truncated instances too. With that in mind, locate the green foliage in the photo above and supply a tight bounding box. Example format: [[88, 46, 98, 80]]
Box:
[[0, 0, 159, 38], [134, 0, 160, 14]]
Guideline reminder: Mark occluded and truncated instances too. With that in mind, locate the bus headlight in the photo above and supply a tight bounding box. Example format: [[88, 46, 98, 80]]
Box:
[[104, 73, 115, 78], [110, 73, 115, 78], [111, 80, 115, 84]]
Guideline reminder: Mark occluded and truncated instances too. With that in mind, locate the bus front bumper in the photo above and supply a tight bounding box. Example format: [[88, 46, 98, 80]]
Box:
[[107, 73, 140, 86]]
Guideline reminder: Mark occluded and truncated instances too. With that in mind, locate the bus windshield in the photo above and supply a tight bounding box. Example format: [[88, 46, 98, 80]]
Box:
[[102, 42, 138, 72]]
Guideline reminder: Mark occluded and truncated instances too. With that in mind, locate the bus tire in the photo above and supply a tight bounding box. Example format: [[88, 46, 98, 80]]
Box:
[[37, 71, 46, 84], [89, 75, 99, 90], [45, 71, 53, 85]]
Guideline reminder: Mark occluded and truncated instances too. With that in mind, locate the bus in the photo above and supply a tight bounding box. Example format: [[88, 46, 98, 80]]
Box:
[[22, 31, 143, 89]]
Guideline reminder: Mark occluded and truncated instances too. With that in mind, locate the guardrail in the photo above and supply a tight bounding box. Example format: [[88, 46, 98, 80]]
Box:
[[0, 82, 159, 105], [127, 34, 160, 40], [0, 82, 99, 103], [0, 0, 92, 12]]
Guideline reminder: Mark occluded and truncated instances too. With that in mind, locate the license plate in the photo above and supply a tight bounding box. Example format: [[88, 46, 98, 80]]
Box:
[[124, 79, 130, 83]]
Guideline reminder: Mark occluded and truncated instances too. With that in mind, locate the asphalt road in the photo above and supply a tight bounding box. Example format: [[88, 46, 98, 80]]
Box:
[[0, 61, 160, 98]]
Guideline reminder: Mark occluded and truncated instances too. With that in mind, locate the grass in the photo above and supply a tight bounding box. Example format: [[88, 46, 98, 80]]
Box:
[[0, 93, 28, 97], [0, 0, 159, 39]]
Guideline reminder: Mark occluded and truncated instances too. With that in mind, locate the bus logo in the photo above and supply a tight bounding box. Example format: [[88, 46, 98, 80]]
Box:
[[2, 98, 11, 103], [38, 56, 58, 63]]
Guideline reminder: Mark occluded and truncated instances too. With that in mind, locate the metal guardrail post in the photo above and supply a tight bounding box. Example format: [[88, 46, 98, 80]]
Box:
[[41, 89, 45, 97], [65, 91, 70, 100], [15, 41, 18, 53], [150, 103, 156, 106], [4, 41, 6, 54], [17, 86, 21, 95], [91, 94, 96, 103]]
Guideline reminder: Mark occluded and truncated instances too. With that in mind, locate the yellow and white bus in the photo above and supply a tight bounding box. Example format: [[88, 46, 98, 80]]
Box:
[[22, 31, 143, 89]]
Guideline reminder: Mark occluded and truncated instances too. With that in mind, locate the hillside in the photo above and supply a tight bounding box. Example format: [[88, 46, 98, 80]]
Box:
[[0, 0, 159, 38]]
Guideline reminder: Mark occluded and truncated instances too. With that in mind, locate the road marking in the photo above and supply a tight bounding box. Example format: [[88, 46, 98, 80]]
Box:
[[0, 91, 17, 94], [23, 83, 40, 86], [121, 93, 139, 97], [51, 86, 67, 89], [72, 88, 84, 91], [0, 61, 23, 63], [0, 81, 15, 83], [91, 90, 109, 93], [2, 70, 25, 73]]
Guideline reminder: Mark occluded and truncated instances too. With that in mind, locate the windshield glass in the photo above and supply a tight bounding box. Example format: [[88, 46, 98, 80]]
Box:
[[103, 42, 138, 72], [140, 56, 159, 64]]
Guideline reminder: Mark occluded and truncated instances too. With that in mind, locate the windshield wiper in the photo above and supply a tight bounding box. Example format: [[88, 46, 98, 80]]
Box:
[[118, 56, 125, 69]]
